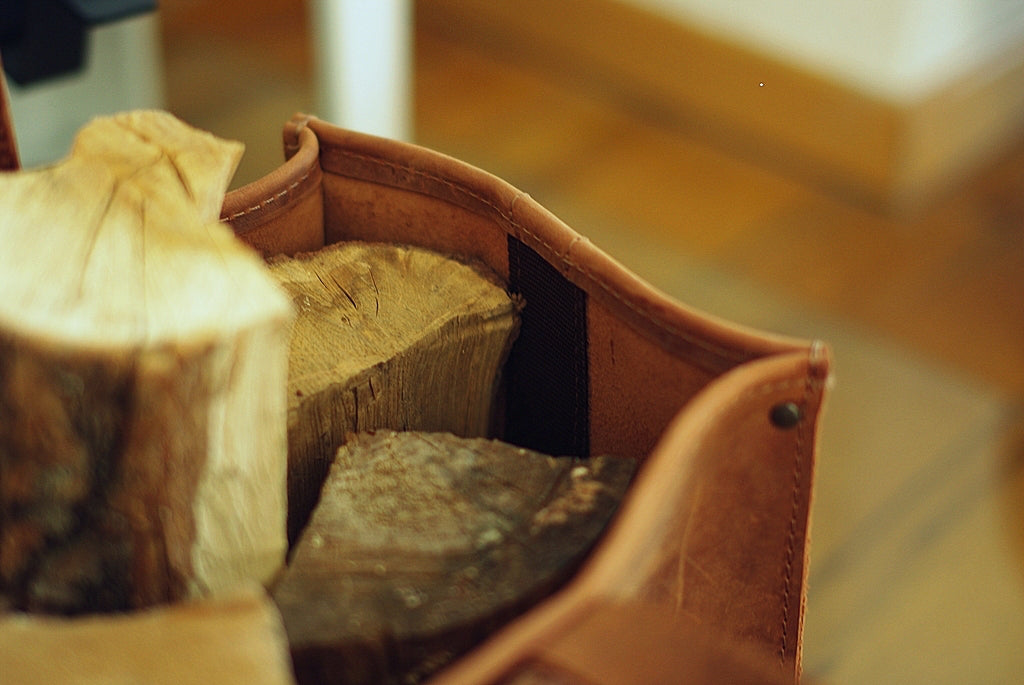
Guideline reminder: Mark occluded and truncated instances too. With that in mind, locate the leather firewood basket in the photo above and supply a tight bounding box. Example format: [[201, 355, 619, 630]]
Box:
[[0, 78, 829, 679], [220, 115, 831, 684]]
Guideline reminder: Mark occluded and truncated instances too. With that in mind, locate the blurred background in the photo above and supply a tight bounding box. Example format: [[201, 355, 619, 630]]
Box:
[[5, 1, 1024, 681]]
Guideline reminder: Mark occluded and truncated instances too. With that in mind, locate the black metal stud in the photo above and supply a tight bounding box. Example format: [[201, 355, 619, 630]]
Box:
[[770, 401, 802, 429]]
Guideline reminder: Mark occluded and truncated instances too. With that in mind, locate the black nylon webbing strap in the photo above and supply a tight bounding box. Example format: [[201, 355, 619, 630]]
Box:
[[504, 235, 590, 457]]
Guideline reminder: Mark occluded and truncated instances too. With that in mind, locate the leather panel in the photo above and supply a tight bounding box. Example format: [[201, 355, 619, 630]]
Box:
[[436, 348, 829, 684], [587, 298, 716, 460], [534, 599, 792, 685], [578, 347, 830, 680], [319, 173, 511, 278]]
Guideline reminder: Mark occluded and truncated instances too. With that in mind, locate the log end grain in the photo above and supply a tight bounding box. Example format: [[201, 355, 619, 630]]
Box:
[[268, 242, 521, 543]]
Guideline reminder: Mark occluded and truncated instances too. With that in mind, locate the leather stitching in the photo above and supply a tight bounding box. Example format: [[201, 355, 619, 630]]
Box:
[[325, 148, 763, 367], [220, 170, 313, 222], [740, 344, 827, 667], [744, 341, 829, 399], [776, 345, 825, 667], [745, 376, 816, 397]]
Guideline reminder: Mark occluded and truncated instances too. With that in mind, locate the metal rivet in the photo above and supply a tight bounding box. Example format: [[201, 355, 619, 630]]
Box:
[[770, 402, 803, 429]]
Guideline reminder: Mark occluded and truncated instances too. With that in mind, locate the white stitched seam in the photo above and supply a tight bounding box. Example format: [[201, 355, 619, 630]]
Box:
[[220, 170, 312, 222]]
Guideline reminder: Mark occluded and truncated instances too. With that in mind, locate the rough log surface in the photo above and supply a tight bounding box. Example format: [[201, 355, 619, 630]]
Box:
[[268, 243, 521, 543], [272, 431, 636, 685], [0, 111, 293, 613]]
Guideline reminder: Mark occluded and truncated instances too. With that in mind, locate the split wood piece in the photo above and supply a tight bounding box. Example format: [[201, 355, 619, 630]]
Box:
[[0, 111, 294, 613], [0, 584, 296, 685], [272, 431, 637, 685], [267, 243, 521, 543]]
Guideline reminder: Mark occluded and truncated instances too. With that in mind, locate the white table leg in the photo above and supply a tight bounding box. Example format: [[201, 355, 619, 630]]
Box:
[[309, 0, 413, 140]]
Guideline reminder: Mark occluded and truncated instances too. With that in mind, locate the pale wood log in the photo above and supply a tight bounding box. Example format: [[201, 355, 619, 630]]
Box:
[[0, 584, 296, 685], [0, 111, 294, 613], [272, 431, 636, 685], [267, 242, 521, 542]]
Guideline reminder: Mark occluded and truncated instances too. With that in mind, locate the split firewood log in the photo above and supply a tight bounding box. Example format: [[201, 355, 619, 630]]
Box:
[[0, 584, 296, 685], [272, 431, 637, 685], [0, 111, 294, 613], [267, 243, 521, 542]]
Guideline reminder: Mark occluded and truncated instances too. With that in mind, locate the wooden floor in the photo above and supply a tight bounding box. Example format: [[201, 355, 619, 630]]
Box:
[[161, 3, 1024, 683]]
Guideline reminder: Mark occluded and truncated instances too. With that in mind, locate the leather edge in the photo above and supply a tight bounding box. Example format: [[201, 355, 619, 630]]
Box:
[[0, 56, 20, 171], [222, 120, 324, 255], [303, 115, 811, 373]]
